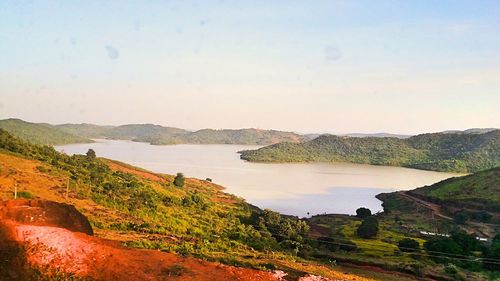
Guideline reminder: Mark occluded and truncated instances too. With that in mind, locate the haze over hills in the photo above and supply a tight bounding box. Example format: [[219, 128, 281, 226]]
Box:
[[239, 130, 500, 173]]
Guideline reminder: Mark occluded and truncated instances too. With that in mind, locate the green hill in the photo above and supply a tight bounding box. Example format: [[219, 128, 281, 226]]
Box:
[[105, 124, 189, 143], [0, 119, 92, 145], [144, 128, 307, 145], [409, 167, 500, 211], [53, 122, 307, 145], [239, 130, 500, 173], [55, 123, 115, 138]]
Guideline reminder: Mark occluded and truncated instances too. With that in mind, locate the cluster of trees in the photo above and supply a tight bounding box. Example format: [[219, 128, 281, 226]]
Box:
[[239, 130, 500, 173], [251, 209, 311, 255], [454, 209, 493, 224], [424, 231, 500, 271]]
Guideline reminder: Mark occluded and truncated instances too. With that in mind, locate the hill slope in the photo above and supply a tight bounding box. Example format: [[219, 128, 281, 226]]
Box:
[[55, 122, 307, 145], [55, 123, 115, 138], [239, 130, 500, 173], [0, 199, 279, 281], [1, 128, 396, 281], [409, 167, 500, 211], [0, 119, 92, 145]]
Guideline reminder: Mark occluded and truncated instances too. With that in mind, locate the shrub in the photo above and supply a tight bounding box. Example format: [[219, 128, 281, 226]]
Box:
[[86, 149, 96, 160], [398, 238, 420, 252], [17, 191, 34, 199], [36, 165, 48, 173], [163, 264, 188, 277], [173, 173, 185, 187]]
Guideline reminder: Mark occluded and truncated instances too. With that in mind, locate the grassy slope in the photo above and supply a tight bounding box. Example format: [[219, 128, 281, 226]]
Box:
[[410, 167, 500, 209], [0, 119, 92, 145], [0, 129, 411, 281], [376, 168, 500, 241], [240, 130, 500, 173]]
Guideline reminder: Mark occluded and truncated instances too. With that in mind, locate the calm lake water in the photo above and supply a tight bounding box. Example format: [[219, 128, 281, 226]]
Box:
[[56, 140, 460, 217]]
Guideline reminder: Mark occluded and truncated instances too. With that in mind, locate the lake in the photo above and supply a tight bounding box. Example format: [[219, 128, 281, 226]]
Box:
[[56, 140, 460, 217]]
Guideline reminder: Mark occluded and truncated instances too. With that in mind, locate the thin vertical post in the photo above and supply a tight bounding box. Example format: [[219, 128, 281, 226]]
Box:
[[14, 183, 17, 199], [66, 178, 69, 201]]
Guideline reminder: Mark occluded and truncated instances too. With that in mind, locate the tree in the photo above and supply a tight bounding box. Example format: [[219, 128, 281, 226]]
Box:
[[86, 149, 96, 160], [424, 237, 462, 263], [449, 230, 479, 254], [453, 210, 469, 224], [355, 207, 372, 219], [398, 238, 420, 252], [483, 234, 500, 270], [173, 173, 185, 187], [356, 217, 379, 239]]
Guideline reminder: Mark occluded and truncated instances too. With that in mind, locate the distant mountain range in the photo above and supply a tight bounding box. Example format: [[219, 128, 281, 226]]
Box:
[[1, 118, 498, 173], [0, 119, 308, 146], [239, 130, 500, 173]]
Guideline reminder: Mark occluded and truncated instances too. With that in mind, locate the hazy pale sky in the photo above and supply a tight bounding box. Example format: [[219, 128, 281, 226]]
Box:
[[1, 1, 499, 134]]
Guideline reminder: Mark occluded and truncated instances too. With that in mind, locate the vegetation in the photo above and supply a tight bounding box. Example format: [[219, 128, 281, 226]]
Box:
[[156, 128, 307, 145], [54, 123, 114, 138], [356, 217, 379, 239], [355, 207, 372, 219], [2, 119, 309, 145], [239, 130, 500, 173], [1, 128, 498, 280], [398, 238, 420, 252], [0, 128, 312, 273], [410, 166, 500, 211], [173, 173, 185, 187], [0, 118, 92, 145]]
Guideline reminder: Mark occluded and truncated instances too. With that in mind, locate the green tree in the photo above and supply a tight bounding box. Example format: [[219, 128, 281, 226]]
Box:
[[424, 238, 462, 263], [86, 148, 96, 160], [173, 172, 185, 187], [356, 217, 379, 239], [398, 238, 420, 252], [355, 207, 372, 219], [483, 234, 500, 270], [453, 210, 469, 224]]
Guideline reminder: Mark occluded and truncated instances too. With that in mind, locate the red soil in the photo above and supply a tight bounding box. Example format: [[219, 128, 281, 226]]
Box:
[[0, 199, 279, 281]]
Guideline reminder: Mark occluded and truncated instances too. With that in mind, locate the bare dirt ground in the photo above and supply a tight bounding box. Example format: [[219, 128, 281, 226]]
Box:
[[0, 199, 279, 281]]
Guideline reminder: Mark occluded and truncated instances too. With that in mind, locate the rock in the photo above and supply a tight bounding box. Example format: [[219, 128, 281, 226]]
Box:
[[0, 199, 93, 235]]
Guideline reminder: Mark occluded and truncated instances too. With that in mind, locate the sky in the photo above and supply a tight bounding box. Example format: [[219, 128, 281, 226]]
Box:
[[1, 1, 499, 135]]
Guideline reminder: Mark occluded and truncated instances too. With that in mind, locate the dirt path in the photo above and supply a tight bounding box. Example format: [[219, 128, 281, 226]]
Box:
[[397, 191, 452, 220]]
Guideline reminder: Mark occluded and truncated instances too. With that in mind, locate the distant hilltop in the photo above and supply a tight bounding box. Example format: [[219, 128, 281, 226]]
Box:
[[239, 129, 500, 173], [0, 118, 308, 146], [0, 118, 497, 154]]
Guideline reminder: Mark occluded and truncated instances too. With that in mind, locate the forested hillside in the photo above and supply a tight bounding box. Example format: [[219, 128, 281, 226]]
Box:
[[4, 119, 307, 145], [239, 130, 500, 173], [0, 118, 92, 145]]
